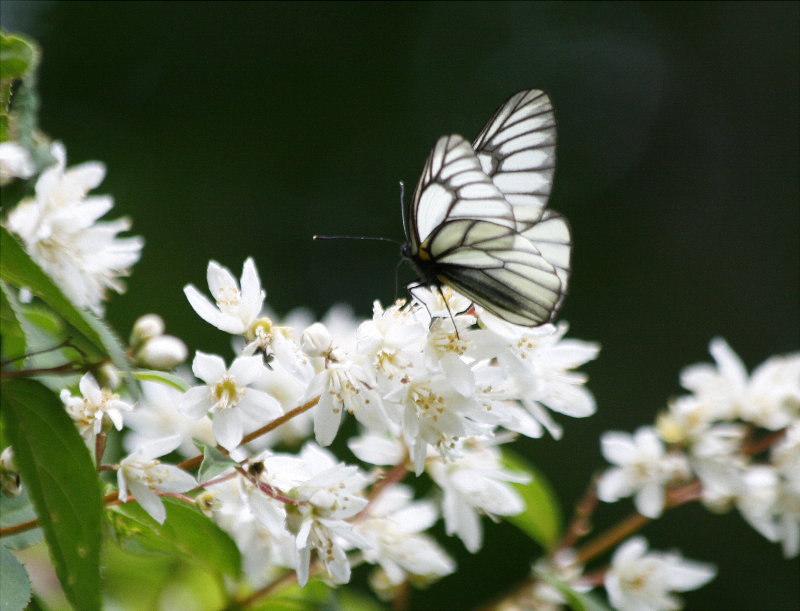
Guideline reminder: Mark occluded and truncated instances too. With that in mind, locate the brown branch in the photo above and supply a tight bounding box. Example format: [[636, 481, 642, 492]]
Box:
[[559, 472, 600, 550], [742, 427, 787, 457], [177, 395, 321, 473], [241, 395, 320, 445], [574, 511, 651, 565], [0, 362, 82, 378]]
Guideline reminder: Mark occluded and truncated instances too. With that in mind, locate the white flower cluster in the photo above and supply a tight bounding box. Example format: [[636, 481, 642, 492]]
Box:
[[598, 338, 800, 557], [604, 537, 716, 611], [108, 257, 598, 590], [4, 142, 143, 314], [529, 541, 716, 611]]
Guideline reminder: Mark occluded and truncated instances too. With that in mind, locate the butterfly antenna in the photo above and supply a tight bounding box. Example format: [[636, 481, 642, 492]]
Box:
[[398, 180, 409, 240], [313, 235, 401, 245]]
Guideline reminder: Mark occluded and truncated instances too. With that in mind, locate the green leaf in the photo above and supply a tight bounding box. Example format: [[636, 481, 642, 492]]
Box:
[[0, 281, 25, 362], [0, 33, 39, 81], [0, 378, 102, 611], [0, 489, 43, 550], [0, 226, 131, 378], [133, 369, 191, 392], [102, 537, 226, 611], [248, 579, 334, 611], [501, 448, 563, 551], [0, 545, 32, 611], [0, 281, 81, 392], [193, 439, 238, 484], [534, 568, 612, 611], [109, 497, 241, 579]]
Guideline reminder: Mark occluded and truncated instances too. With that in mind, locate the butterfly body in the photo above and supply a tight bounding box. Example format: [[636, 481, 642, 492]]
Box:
[[403, 90, 571, 327]]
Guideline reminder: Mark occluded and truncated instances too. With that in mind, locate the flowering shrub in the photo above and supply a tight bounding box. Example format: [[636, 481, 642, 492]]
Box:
[[1, 32, 797, 610]]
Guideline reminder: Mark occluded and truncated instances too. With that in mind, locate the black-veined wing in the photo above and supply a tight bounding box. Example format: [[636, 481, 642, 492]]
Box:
[[407, 134, 515, 249], [473, 89, 571, 304], [425, 218, 562, 326], [403, 93, 570, 327], [472, 89, 557, 223]]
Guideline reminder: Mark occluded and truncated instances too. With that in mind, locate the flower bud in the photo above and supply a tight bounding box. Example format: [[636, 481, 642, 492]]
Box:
[[302, 322, 333, 357], [130, 313, 165, 349], [0, 447, 22, 496], [95, 362, 121, 389], [135, 335, 188, 370]]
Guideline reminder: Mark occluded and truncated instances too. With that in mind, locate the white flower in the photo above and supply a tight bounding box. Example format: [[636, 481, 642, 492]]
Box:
[[680, 337, 747, 421], [0, 141, 35, 184], [180, 352, 282, 451], [680, 338, 800, 428], [348, 429, 406, 466], [259, 444, 370, 585], [485, 319, 599, 439], [60, 372, 134, 441], [249, 357, 315, 447], [688, 423, 748, 512], [124, 380, 214, 458], [183, 258, 265, 335], [282, 303, 362, 355], [117, 435, 198, 524], [199, 477, 295, 586], [303, 326, 387, 447], [388, 369, 487, 474], [530, 549, 592, 610], [657, 394, 717, 445], [5, 142, 143, 314], [357, 300, 427, 386], [772, 422, 800, 557], [598, 427, 691, 518], [738, 352, 800, 430], [427, 437, 528, 552], [410, 286, 474, 326], [604, 537, 716, 611], [736, 465, 781, 543], [356, 485, 454, 595]]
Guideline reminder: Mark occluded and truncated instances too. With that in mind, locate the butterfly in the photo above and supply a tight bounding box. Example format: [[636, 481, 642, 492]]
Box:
[[402, 89, 571, 327]]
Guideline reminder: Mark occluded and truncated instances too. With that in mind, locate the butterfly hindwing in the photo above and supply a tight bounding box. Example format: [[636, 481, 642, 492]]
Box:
[[427, 219, 562, 325]]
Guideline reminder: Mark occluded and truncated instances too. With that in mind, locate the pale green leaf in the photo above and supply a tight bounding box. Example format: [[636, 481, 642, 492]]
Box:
[[109, 498, 241, 579], [0, 545, 32, 611], [502, 448, 563, 550], [133, 369, 191, 392], [0, 226, 131, 380], [193, 439, 238, 484]]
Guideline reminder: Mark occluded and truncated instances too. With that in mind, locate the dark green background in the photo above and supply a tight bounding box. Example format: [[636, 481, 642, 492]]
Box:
[[3, 2, 798, 609]]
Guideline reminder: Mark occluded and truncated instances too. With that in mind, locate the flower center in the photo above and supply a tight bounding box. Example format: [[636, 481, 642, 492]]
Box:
[[212, 376, 242, 410], [412, 387, 445, 421]]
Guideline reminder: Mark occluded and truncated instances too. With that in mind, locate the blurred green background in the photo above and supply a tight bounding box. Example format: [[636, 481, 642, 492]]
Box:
[[2, 1, 798, 609]]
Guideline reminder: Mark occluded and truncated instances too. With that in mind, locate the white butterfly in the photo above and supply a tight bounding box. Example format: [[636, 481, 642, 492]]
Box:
[[403, 89, 571, 326]]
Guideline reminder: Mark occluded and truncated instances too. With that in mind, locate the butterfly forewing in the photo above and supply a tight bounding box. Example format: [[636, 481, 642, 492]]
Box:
[[410, 135, 514, 247], [473, 90, 557, 220]]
